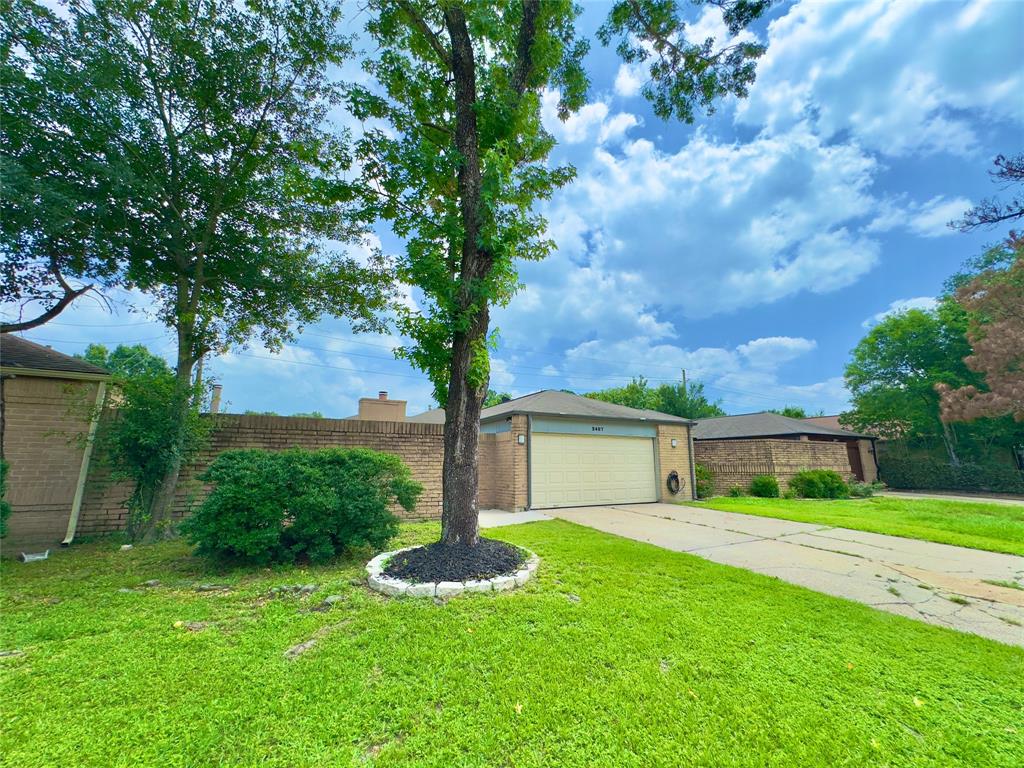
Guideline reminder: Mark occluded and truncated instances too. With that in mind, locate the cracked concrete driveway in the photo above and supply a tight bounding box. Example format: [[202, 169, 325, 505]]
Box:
[[549, 503, 1024, 647]]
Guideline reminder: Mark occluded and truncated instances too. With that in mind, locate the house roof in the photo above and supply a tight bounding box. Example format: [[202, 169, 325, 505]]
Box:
[[0, 334, 109, 378], [408, 389, 693, 425], [692, 411, 871, 440]]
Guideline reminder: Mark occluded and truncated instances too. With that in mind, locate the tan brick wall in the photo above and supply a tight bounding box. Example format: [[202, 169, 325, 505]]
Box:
[[656, 423, 694, 501], [2, 376, 98, 547], [75, 414, 448, 538], [693, 438, 854, 495], [482, 415, 528, 511]]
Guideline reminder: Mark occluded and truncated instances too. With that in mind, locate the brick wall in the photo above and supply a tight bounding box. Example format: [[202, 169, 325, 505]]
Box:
[[656, 423, 695, 501], [693, 438, 853, 495], [76, 414, 448, 537], [1, 376, 100, 547]]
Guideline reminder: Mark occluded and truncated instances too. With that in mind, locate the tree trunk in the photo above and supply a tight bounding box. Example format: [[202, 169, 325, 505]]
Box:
[[940, 419, 961, 467], [439, 6, 489, 547], [139, 289, 196, 542]]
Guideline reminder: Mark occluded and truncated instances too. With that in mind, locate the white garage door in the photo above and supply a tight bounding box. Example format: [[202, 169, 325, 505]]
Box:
[[531, 433, 657, 509]]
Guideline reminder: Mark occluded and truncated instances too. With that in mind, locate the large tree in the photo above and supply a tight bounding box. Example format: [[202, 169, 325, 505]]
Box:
[[843, 306, 977, 463], [11, 0, 397, 537], [353, 0, 769, 545]]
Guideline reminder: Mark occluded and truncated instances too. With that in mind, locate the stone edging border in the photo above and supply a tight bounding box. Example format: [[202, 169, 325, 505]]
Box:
[[366, 546, 540, 598]]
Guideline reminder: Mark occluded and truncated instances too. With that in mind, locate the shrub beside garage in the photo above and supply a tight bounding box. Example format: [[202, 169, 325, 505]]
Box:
[[181, 447, 422, 565]]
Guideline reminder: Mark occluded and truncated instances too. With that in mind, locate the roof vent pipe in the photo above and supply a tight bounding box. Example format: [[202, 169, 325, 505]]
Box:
[[210, 384, 223, 414]]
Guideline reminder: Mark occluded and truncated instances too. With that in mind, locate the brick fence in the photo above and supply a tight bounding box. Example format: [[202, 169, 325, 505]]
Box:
[[693, 438, 853, 495], [76, 414, 447, 537]]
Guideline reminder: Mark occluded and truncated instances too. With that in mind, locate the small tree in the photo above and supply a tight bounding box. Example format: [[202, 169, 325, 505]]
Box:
[[950, 154, 1024, 232], [92, 351, 211, 540]]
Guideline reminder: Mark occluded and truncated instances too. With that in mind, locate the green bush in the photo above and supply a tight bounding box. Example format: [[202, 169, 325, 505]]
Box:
[[788, 469, 850, 499], [849, 480, 884, 498], [880, 456, 1024, 493], [0, 459, 11, 538], [694, 464, 715, 499], [727, 485, 745, 497], [181, 447, 422, 565], [749, 474, 780, 498]]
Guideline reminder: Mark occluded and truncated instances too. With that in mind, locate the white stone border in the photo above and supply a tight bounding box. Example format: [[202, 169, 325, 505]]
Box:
[[366, 546, 540, 598]]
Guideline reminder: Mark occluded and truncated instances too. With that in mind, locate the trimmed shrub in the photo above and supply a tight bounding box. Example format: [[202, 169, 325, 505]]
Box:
[[849, 480, 884, 498], [727, 485, 745, 497], [694, 464, 715, 499], [749, 474, 780, 498], [788, 469, 849, 499], [880, 456, 1024, 494], [0, 459, 11, 538], [181, 447, 422, 565]]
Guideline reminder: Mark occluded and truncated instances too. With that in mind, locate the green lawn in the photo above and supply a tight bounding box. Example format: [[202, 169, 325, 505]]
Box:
[[2, 522, 1022, 767], [687, 496, 1024, 556]]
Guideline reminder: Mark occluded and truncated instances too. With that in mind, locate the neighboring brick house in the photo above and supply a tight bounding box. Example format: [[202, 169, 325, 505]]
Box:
[[1, 334, 110, 550], [692, 411, 877, 495]]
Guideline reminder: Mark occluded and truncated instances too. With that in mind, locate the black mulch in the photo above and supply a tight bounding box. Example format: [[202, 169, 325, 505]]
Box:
[[383, 538, 526, 583]]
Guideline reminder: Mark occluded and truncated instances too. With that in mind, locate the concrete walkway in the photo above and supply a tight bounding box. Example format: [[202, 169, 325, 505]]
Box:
[[547, 503, 1024, 647]]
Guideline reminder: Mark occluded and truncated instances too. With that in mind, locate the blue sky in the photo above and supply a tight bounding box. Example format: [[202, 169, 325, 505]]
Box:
[[12, 0, 1024, 418]]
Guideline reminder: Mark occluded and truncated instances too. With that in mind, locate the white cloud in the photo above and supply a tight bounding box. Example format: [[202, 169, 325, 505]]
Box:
[[868, 195, 971, 238], [861, 296, 938, 328], [532, 125, 883, 321], [737, 0, 1024, 156], [738, 337, 817, 370], [613, 63, 644, 98], [541, 90, 639, 146]]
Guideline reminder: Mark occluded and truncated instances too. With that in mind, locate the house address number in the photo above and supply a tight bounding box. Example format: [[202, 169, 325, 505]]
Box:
[[591, 426, 604, 432]]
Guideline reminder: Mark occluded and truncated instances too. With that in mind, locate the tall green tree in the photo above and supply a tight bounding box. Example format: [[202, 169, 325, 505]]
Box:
[[10, 0, 397, 537], [353, 0, 769, 545], [843, 307, 977, 463], [79, 343, 172, 379]]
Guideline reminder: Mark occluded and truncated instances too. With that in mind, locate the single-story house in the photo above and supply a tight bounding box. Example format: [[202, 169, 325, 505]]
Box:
[[691, 411, 877, 494], [1, 334, 110, 550], [411, 390, 697, 509]]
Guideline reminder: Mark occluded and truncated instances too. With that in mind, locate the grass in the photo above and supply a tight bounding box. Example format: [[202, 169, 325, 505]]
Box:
[[687, 496, 1024, 555], [2, 521, 1023, 767]]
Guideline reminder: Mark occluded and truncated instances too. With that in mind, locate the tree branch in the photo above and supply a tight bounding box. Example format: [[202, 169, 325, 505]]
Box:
[[1, 260, 94, 332], [511, 0, 541, 95], [395, 0, 451, 69]]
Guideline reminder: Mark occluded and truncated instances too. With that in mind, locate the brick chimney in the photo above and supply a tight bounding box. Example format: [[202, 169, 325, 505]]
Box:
[[356, 390, 407, 421]]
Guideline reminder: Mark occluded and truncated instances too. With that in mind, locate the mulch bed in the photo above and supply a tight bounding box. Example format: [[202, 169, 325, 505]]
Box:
[[383, 538, 525, 583]]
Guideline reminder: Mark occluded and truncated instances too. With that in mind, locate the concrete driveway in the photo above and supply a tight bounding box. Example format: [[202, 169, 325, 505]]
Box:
[[547, 503, 1024, 647]]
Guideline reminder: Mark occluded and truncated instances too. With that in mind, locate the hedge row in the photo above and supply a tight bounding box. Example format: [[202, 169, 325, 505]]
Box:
[[880, 456, 1024, 494]]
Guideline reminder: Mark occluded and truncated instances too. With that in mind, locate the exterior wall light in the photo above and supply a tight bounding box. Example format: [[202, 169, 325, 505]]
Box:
[[671, 439, 678, 448], [517, 434, 526, 445]]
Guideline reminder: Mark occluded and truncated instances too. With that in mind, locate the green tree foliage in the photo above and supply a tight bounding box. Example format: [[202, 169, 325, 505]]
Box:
[[0, 459, 11, 538], [94, 363, 211, 541], [181, 448, 421, 565], [79, 343, 171, 379], [586, 376, 726, 419], [843, 308, 975, 462], [351, 0, 769, 545], [9, 0, 399, 536], [1, 1, 122, 331], [769, 406, 808, 419], [483, 390, 512, 408]]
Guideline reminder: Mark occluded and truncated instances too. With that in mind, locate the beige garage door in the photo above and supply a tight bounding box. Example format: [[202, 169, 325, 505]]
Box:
[[531, 433, 657, 509]]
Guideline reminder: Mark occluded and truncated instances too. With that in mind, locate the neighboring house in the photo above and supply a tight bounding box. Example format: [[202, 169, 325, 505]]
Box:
[[1, 334, 110, 550], [410, 390, 697, 509], [692, 411, 877, 494]]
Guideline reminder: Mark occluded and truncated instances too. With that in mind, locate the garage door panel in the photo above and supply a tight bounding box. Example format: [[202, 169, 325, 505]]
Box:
[[532, 433, 657, 509]]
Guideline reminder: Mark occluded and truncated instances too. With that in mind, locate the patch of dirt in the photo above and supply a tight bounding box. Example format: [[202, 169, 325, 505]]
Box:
[[383, 539, 525, 583]]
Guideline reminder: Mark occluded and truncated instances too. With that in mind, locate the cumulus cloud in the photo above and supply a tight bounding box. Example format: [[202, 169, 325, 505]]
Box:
[[541, 90, 639, 145], [613, 63, 644, 98], [534, 125, 883, 320], [861, 296, 938, 328], [736, 0, 1024, 156]]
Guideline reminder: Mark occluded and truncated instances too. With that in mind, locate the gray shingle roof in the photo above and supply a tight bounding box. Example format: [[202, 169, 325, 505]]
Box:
[[692, 411, 870, 440], [408, 390, 692, 425], [0, 334, 109, 377]]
